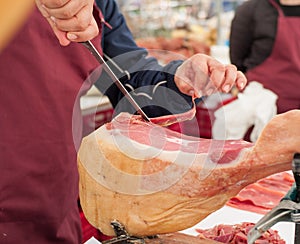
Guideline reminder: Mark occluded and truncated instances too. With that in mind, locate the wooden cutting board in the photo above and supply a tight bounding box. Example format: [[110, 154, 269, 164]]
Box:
[[144, 232, 220, 244]]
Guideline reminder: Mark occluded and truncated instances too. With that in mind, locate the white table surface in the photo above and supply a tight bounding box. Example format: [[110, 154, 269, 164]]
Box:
[[181, 205, 294, 244], [84, 205, 294, 244]]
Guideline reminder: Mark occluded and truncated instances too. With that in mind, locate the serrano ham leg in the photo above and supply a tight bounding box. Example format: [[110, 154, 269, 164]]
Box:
[[248, 109, 300, 166], [78, 110, 299, 237]]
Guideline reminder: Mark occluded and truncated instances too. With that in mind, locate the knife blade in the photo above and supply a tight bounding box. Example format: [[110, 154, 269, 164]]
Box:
[[81, 40, 150, 122]]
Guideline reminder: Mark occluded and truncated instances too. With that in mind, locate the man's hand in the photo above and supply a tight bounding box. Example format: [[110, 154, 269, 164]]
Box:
[[35, 0, 99, 46], [174, 54, 247, 98]]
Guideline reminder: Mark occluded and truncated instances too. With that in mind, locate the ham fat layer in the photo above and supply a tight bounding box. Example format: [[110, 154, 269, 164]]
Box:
[[78, 110, 299, 236]]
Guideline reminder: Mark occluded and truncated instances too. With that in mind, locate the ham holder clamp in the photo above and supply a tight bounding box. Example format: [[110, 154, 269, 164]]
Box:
[[101, 220, 146, 243], [248, 153, 300, 244], [101, 220, 219, 244]]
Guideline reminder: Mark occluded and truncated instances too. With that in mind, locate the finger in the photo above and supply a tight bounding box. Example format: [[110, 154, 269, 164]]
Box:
[[202, 79, 218, 96], [54, 28, 71, 46], [208, 60, 226, 90], [220, 64, 238, 93], [45, 17, 71, 45], [174, 60, 196, 97], [66, 17, 99, 42], [52, 5, 93, 32], [35, 0, 51, 17], [182, 54, 210, 97], [174, 73, 195, 97], [191, 62, 210, 97], [40, 0, 71, 9], [236, 71, 247, 90], [44, 0, 86, 19]]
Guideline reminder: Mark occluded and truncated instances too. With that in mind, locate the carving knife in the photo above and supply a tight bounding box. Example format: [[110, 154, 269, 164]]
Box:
[[81, 41, 150, 122]]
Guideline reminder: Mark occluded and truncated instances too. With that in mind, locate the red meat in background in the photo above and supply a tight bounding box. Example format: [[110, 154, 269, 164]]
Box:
[[226, 171, 294, 214]]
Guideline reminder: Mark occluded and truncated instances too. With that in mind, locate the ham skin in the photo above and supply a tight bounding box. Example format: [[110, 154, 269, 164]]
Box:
[[78, 110, 300, 237]]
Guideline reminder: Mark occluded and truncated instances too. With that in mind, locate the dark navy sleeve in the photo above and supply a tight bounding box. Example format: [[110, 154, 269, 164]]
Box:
[[94, 0, 196, 117]]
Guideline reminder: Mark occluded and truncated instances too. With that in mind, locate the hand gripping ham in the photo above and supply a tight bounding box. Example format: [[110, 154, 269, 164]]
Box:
[[77, 110, 300, 237]]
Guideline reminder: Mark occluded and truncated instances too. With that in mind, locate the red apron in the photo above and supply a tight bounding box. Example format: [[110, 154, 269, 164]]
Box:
[[0, 6, 102, 243], [246, 0, 300, 114]]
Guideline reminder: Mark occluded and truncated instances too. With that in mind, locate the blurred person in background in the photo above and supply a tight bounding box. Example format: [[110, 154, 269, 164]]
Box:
[[229, 0, 300, 114], [0, 0, 246, 243]]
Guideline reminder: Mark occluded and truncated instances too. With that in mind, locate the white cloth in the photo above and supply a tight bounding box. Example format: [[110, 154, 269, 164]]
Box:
[[84, 237, 102, 244], [212, 82, 278, 142]]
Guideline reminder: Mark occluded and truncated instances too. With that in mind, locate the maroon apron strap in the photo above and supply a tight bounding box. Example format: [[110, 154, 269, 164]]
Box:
[[246, 1, 300, 113]]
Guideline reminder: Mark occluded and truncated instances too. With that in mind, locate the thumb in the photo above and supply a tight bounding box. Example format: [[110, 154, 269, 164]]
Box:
[[45, 17, 71, 46]]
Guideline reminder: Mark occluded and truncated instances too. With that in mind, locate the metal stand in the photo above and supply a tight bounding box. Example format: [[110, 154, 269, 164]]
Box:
[[248, 153, 300, 244]]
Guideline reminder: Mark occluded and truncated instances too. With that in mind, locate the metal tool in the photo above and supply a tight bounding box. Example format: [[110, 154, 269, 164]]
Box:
[[247, 153, 300, 244], [293, 153, 300, 244], [81, 41, 150, 122], [102, 220, 146, 244]]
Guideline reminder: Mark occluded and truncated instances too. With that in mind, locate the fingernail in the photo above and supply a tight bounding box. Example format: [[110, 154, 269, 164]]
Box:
[[223, 84, 231, 93], [67, 33, 78, 40]]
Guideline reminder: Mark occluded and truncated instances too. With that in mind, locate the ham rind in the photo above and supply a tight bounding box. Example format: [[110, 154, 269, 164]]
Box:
[[78, 110, 299, 237]]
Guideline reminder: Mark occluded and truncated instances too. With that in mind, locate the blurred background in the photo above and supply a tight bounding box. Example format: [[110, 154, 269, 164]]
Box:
[[81, 0, 247, 138]]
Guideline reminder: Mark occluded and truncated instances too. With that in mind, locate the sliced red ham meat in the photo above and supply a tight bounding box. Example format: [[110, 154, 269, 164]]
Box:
[[226, 171, 294, 214], [149, 97, 197, 126], [78, 110, 300, 237], [196, 222, 285, 244]]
